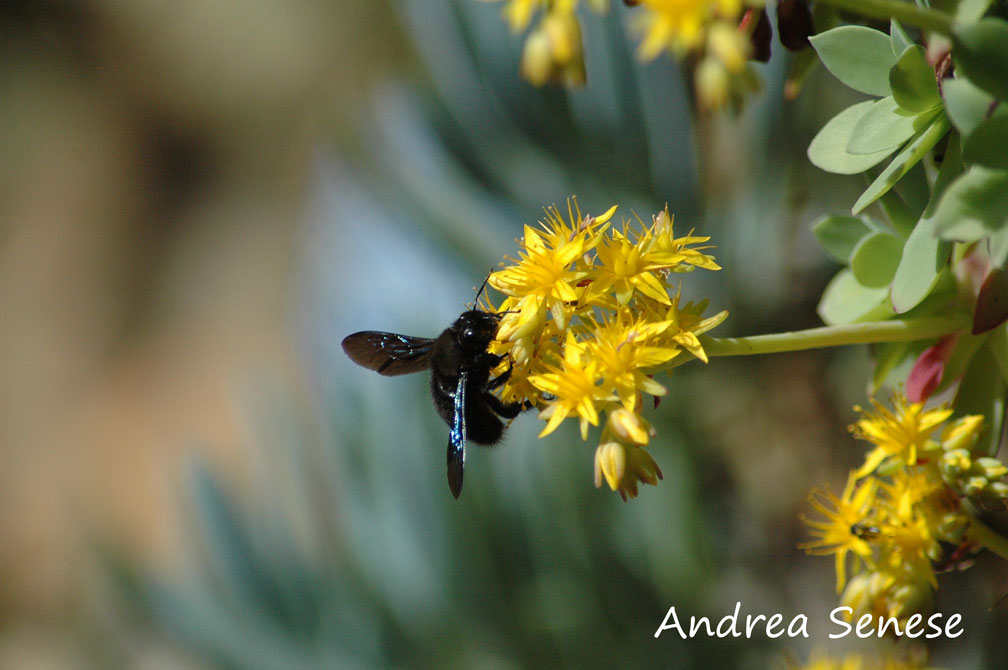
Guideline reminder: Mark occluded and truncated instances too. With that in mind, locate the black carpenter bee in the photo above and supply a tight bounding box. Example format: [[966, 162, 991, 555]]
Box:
[[341, 290, 524, 499]]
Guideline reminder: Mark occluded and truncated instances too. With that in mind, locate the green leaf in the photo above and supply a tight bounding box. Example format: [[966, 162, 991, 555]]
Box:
[[963, 115, 1008, 170], [932, 166, 1008, 241], [850, 231, 904, 288], [956, 0, 995, 22], [812, 214, 872, 262], [878, 161, 933, 236], [808, 101, 897, 174], [989, 324, 1008, 386], [990, 227, 1008, 267], [890, 45, 941, 113], [848, 96, 920, 154], [810, 26, 896, 96], [922, 130, 965, 220], [891, 160, 932, 223], [934, 331, 987, 397], [890, 217, 951, 313], [942, 77, 997, 136], [852, 113, 951, 213], [890, 19, 913, 56], [952, 18, 1008, 101], [877, 187, 918, 236], [891, 134, 963, 312], [817, 268, 893, 325], [871, 340, 917, 393], [953, 340, 1006, 457]]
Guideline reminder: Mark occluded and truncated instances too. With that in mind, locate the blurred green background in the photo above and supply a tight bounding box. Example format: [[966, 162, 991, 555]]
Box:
[[2, 1, 1005, 668]]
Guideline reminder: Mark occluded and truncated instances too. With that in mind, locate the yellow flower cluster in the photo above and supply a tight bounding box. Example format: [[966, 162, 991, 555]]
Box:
[[635, 0, 744, 57], [488, 0, 759, 109], [492, 0, 602, 86], [637, 0, 759, 109], [485, 199, 727, 499], [801, 395, 1008, 622]]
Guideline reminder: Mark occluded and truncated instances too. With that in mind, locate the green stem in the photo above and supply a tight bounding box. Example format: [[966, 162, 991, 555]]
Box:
[[699, 316, 967, 357], [815, 0, 954, 36], [966, 515, 1008, 560]]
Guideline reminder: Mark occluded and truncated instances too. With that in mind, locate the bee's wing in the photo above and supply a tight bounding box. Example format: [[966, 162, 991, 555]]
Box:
[[446, 371, 467, 499], [341, 331, 435, 376]]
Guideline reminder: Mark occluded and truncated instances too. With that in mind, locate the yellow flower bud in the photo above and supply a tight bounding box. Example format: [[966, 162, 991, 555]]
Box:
[[607, 407, 654, 446], [987, 481, 1008, 502], [519, 11, 586, 87], [543, 10, 579, 64], [627, 446, 663, 487], [941, 414, 984, 452], [594, 441, 627, 491], [706, 21, 748, 73], [976, 457, 1008, 481], [887, 577, 935, 620], [964, 476, 988, 497], [939, 448, 972, 479], [840, 571, 893, 618], [521, 27, 553, 86], [936, 513, 969, 542], [695, 58, 729, 110]]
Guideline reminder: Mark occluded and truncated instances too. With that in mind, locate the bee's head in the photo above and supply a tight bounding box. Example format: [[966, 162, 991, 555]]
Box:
[[454, 310, 501, 351]]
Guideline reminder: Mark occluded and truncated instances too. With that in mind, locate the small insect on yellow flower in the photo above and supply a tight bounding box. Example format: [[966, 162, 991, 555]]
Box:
[[801, 395, 1004, 618], [800, 471, 879, 593], [873, 468, 951, 588]]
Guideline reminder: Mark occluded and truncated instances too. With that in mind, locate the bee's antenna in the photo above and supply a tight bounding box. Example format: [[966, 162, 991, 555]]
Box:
[[471, 269, 493, 309], [476, 270, 492, 300]]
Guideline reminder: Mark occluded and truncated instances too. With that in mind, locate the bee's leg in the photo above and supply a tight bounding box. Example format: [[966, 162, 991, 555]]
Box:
[[483, 355, 533, 417], [485, 355, 512, 391], [483, 392, 524, 419]]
